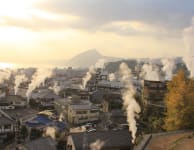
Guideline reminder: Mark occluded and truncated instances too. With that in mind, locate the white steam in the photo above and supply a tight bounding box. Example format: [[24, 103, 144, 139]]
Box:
[[95, 59, 105, 69], [183, 17, 194, 77], [109, 73, 116, 81], [161, 58, 175, 80], [0, 69, 11, 84], [50, 82, 61, 95], [14, 74, 28, 95], [90, 140, 105, 150], [119, 63, 141, 143], [81, 66, 95, 89], [26, 68, 53, 102], [59, 113, 64, 122], [81, 59, 105, 89], [141, 63, 161, 81], [45, 127, 56, 139]]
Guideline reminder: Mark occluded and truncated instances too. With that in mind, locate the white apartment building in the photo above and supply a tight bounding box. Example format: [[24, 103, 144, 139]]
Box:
[[67, 104, 99, 124]]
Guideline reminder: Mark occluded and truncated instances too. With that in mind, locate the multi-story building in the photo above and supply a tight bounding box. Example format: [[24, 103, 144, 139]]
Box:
[[142, 80, 168, 127], [142, 80, 167, 107], [67, 104, 100, 125]]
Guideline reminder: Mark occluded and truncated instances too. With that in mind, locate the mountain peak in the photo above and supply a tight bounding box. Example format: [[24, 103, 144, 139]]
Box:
[[66, 49, 120, 68], [78, 49, 101, 57]]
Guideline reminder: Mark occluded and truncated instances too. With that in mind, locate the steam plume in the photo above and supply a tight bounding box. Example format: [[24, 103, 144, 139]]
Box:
[[0, 69, 11, 84], [50, 82, 61, 95], [141, 62, 161, 81], [109, 73, 116, 81], [45, 127, 56, 139], [161, 58, 175, 80], [14, 74, 28, 95], [119, 63, 141, 143], [81, 66, 95, 89], [95, 59, 105, 69], [26, 68, 53, 102], [183, 17, 194, 77], [90, 140, 105, 150], [59, 113, 64, 122], [81, 59, 105, 89]]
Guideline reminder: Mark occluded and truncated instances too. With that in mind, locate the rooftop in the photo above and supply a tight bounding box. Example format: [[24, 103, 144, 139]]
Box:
[[69, 130, 132, 150], [4, 108, 38, 121], [0, 95, 25, 102], [23, 137, 56, 150], [0, 115, 14, 125], [144, 130, 194, 150]]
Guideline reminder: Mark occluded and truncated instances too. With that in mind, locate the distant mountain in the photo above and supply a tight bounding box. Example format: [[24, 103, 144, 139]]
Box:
[[66, 49, 121, 68]]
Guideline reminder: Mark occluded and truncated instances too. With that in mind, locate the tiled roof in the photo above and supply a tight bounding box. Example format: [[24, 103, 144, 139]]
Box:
[[70, 130, 132, 149], [24, 137, 56, 150]]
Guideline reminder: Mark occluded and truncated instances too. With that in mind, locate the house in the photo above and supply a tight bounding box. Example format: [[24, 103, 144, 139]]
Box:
[[17, 137, 57, 150], [0, 95, 27, 110], [25, 113, 66, 131], [0, 110, 15, 144], [30, 89, 60, 110], [4, 108, 38, 123], [67, 130, 133, 150]]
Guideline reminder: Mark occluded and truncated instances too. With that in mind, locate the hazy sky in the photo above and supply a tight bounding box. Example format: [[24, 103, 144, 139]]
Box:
[[0, 0, 194, 66]]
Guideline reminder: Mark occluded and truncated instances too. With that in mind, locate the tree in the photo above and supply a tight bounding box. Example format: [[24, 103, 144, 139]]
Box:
[[164, 70, 194, 131], [20, 125, 28, 141]]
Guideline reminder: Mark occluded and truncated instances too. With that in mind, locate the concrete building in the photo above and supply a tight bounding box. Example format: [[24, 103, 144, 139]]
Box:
[[67, 104, 100, 125], [141, 80, 167, 131], [142, 80, 167, 108]]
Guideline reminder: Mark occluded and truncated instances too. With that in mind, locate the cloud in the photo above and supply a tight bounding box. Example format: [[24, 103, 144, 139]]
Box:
[[35, 0, 194, 31], [0, 10, 80, 31], [100, 20, 177, 38], [1, 0, 193, 37]]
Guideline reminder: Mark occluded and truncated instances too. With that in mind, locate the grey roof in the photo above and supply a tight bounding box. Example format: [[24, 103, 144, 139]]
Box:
[[0, 95, 25, 103], [70, 130, 132, 150], [111, 109, 126, 117], [0, 115, 14, 125], [31, 89, 60, 99], [4, 108, 38, 121], [24, 137, 56, 150]]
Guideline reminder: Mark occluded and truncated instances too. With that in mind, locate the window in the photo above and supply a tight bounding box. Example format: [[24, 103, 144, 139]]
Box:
[[90, 110, 99, 113], [76, 111, 87, 114], [79, 117, 88, 120], [4, 124, 11, 129], [67, 145, 72, 150]]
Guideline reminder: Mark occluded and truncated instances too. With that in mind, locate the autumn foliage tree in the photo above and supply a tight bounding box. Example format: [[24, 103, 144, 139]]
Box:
[[164, 70, 194, 131]]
